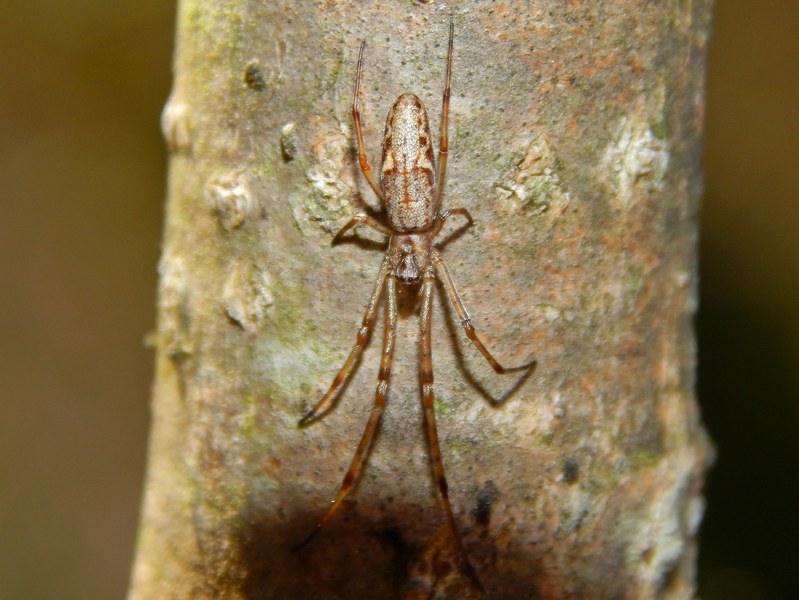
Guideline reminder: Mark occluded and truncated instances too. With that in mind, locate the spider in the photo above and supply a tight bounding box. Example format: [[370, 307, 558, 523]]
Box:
[[298, 23, 536, 586]]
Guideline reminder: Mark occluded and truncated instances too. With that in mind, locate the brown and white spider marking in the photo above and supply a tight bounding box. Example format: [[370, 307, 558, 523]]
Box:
[[298, 24, 536, 586]]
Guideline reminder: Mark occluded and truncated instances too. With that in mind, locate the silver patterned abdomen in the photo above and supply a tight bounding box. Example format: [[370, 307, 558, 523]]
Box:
[[380, 94, 437, 232]]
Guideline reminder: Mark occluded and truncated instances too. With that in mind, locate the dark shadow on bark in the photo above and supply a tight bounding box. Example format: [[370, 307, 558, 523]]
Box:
[[231, 492, 554, 600]]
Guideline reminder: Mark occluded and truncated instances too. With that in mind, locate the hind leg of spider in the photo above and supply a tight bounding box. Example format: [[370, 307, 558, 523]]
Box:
[[432, 252, 536, 374], [298, 257, 391, 426], [419, 268, 483, 590], [333, 214, 391, 244], [435, 22, 454, 205], [352, 41, 384, 202], [298, 274, 398, 548]]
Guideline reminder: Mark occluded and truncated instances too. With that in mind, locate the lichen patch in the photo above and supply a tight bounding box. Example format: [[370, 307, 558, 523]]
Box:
[[161, 94, 193, 153], [601, 84, 670, 209], [293, 121, 356, 235], [222, 262, 275, 332], [157, 253, 192, 357], [494, 133, 569, 240], [208, 170, 262, 231]]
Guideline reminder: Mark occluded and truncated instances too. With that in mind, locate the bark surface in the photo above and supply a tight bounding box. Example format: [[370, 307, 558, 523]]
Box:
[[129, 2, 714, 599]]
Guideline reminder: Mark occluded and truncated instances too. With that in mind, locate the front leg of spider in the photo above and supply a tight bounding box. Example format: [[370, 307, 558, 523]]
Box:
[[297, 24, 536, 590]]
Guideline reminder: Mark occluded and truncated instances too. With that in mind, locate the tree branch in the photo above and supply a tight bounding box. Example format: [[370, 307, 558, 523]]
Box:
[[129, 2, 714, 598]]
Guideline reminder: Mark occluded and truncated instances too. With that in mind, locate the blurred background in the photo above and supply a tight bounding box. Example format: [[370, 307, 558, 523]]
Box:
[[0, 1, 795, 598]]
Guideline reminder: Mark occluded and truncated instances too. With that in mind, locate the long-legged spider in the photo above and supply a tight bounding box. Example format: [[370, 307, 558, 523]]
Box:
[[298, 23, 536, 586]]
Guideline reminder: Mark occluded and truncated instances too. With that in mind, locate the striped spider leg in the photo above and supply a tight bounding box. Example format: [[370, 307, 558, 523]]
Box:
[[297, 23, 536, 589]]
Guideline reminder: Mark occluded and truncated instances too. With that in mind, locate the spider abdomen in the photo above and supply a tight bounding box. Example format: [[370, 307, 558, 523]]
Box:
[[381, 93, 437, 233]]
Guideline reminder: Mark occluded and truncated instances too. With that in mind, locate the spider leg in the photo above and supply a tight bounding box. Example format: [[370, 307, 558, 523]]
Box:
[[419, 268, 482, 590], [432, 251, 536, 374], [298, 257, 391, 426], [352, 42, 385, 202], [333, 214, 391, 243], [300, 274, 398, 545], [434, 22, 454, 206], [431, 207, 473, 239]]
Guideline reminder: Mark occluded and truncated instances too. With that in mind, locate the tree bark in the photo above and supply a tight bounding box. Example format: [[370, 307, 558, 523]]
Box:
[[129, 2, 714, 599]]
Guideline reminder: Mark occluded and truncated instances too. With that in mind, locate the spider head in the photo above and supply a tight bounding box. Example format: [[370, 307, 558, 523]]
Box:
[[397, 254, 422, 286], [390, 233, 432, 287]]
